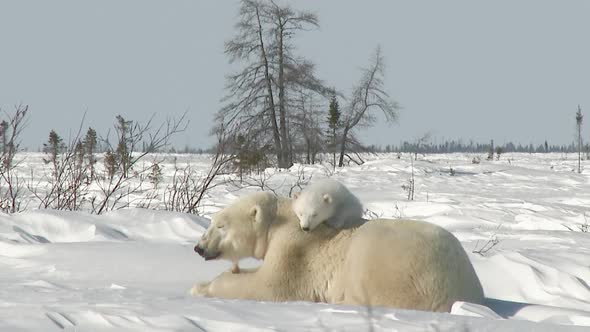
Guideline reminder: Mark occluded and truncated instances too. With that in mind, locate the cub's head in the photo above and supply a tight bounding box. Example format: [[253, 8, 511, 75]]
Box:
[[292, 191, 335, 232], [194, 192, 277, 262]]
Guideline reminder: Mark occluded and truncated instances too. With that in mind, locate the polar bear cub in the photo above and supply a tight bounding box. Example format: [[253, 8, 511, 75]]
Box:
[[292, 178, 364, 232]]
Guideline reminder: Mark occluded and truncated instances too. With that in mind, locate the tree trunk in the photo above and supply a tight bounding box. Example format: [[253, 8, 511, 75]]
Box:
[[578, 129, 582, 173], [256, 7, 283, 167], [338, 127, 350, 167], [277, 21, 291, 169], [332, 127, 336, 170]]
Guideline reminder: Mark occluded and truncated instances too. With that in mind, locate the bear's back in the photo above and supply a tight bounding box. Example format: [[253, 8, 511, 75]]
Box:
[[341, 219, 485, 311]]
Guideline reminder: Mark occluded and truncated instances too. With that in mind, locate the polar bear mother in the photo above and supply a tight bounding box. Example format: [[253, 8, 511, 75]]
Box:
[[193, 192, 484, 312]]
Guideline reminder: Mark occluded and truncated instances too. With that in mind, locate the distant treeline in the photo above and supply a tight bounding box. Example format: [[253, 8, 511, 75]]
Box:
[[134, 140, 587, 155], [369, 140, 587, 154]]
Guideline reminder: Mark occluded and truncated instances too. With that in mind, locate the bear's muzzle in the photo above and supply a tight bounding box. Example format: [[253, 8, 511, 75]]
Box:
[[194, 245, 204, 255], [194, 244, 221, 261]]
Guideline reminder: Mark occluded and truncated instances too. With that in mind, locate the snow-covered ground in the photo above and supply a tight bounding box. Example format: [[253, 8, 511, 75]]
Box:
[[1, 152, 589, 331]]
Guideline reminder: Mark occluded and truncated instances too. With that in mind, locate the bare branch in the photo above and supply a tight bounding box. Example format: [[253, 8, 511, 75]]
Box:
[[91, 113, 188, 214], [338, 46, 400, 167], [0, 105, 29, 213]]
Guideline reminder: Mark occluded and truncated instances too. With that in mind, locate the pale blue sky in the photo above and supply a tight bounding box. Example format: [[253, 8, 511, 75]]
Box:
[[1, 0, 589, 150]]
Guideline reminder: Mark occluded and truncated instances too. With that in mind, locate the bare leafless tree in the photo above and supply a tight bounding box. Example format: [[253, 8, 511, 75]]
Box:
[[0, 105, 28, 213], [163, 125, 236, 214], [228, 163, 310, 198], [29, 115, 92, 211], [413, 132, 432, 160], [217, 0, 325, 169], [289, 86, 325, 164], [401, 156, 415, 201], [338, 47, 400, 167], [91, 113, 187, 214], [30, 139, 91, 211]]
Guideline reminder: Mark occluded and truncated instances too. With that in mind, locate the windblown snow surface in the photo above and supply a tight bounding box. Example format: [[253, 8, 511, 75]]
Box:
[[1, 153, 590, 331]]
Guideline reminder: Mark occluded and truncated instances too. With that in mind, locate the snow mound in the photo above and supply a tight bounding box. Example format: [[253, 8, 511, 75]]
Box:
[[0, 209, 208, 244], [101, 209, 209, 242], [475, 252, 590, 312], [0, 241, 46, 258]]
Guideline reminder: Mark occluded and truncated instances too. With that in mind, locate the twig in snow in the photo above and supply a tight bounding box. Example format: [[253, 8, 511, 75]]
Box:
[[472, 236, 500, 256]]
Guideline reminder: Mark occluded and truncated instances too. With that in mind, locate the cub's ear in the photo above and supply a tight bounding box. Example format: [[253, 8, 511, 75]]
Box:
[[323, 194, 332, 204], [250, 205, 261, 223], [292, 192, 300, 200]]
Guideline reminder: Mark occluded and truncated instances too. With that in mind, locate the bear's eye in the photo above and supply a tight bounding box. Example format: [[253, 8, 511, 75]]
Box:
[[217, 224, 225, 229], [312, 213, 318, 217]]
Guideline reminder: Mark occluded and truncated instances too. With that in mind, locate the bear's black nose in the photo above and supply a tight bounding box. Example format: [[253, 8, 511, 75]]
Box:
[[194, 245, 204, 255], [301, 226, 310, 232]]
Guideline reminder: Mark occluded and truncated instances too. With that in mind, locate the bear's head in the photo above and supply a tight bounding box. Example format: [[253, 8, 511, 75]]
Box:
[[194, 191, 277, 262], [292, 191, 335, 232]]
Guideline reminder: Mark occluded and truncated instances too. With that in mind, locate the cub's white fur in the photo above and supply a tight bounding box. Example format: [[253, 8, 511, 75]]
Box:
[[292, 178, 364, 231]]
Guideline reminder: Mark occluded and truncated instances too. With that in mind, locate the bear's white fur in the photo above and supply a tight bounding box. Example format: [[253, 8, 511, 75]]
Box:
[[193, 192, 277, 274], [193, 192, 484, 312], [292, 178, 364, 231]]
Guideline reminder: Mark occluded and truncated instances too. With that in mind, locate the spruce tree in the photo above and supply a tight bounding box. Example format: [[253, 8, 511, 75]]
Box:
[[0, 121, 8, 155], [148, 163, 162, 188], [544, 140, 549, 153], [83, 127, 98, 181], [495, 146, 503, 160], [576, 105, 583, 173], [74, 141, 84, 169], [327, 95, 340, 170], [104, 151, 117, 180], [43, 130, 65, 179], [115, 115, 132, 178]]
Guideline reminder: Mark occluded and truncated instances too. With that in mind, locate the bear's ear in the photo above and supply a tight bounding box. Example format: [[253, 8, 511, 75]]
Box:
[[323, 194, 332, 204], [250, 205, 261, 223], [292, 192, 300, 200]]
